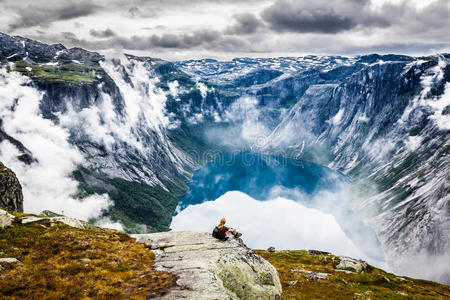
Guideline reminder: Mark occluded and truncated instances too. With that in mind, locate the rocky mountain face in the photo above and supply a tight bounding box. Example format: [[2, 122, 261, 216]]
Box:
[[0, 162, 23, 212], [255, 56, 450, 282], [0, 32, 448, 282]]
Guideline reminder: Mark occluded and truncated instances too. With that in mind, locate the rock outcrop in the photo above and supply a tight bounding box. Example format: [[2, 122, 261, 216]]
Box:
[[0, 208, 14, 229], [132, 231, 282, 299], [335, 256, 370, 274], [0, 162, 23, 212]]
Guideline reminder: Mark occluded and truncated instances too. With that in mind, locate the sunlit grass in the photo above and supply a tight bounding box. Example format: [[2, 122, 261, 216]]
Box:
[[0, 216, 177, 299], [256, 250, 450, 299]]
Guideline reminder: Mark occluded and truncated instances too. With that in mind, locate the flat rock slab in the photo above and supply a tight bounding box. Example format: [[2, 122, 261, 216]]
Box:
[[291, 268, 329, 281], [21, 215, 92, 229], [0, 258, 21, 264], [133, 231, 282, 300]]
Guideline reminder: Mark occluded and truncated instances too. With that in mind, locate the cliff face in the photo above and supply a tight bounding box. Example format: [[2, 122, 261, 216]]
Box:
[[257, 57, 450, 281], [0, 162, 23, 212]]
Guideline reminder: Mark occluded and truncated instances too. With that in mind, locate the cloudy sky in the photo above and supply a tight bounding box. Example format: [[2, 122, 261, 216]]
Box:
[[0, 0, 449, 60]]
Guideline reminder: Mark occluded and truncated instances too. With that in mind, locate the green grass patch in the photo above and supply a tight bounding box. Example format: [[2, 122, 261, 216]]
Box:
[[13, 61, 99, 84], [0, 217, 176, 299], [73, 167, 184, 233], [256, 250, 450, 299]]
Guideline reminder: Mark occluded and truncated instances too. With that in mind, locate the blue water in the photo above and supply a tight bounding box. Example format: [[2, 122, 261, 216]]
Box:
[[177, 152, 347, 209], [177, 152, 384, 261]]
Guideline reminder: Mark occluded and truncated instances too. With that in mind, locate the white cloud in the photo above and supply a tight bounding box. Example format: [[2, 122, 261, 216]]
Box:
[[171, 190, 388, 269], [224, 96, 270, 144], [0, 69, 110, 220], [94, 216, 125, 231]]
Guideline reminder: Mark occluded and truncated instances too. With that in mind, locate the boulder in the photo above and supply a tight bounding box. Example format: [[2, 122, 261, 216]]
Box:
[[335, 256, 369, 273], [132, 231, 282, 300], [0, 208, 15, 228], [0, 162, 23, 212]]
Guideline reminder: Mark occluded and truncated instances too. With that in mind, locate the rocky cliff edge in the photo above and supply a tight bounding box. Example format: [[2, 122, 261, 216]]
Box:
[[133, 231, 282, 299]]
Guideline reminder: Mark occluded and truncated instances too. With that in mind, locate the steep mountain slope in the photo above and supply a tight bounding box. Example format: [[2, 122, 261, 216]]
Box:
[[0, 33, 195, 232], [256, 55, 450, 282], [0, 32, 448, 282]]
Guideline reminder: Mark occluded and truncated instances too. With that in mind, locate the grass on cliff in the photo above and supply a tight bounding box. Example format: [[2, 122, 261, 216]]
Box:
[[0, 215, 177, 299], [256, 250, 450, 300], [12, 61, 98, 84], [73, 167, 185, 233]]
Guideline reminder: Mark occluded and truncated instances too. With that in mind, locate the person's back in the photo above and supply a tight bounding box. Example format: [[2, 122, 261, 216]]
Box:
[[212, 225, 225, 240], [212, 218, 241, 241]]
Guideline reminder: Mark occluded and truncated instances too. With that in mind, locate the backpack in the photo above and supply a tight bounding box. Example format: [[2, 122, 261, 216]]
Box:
[[212, 226, 223, 240]]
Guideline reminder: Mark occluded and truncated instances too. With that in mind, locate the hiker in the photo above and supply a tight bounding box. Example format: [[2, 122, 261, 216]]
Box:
[[212, 218, 242, 241]]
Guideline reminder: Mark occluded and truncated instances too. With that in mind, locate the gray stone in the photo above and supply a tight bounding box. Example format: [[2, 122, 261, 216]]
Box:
[[0, 257, 22, 272], [50, 216, 92, 229], [0, 208, 14, 228], [287, 280, 298, 286], [267, 246, 276, 253], [0, 257, 21, 264], [41, 210, 64, 217], [21, 216, 49, 225], [0, 162, 23, 212], [132, 231, 282, 300], [21, 213, 92, 229], [308, 250, 330, 256], [291, 268, 329, 281], [335, 256, 369, 273]]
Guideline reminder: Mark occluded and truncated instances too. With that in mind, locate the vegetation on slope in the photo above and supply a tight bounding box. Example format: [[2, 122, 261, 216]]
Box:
[[73, 167, 185, 233], [0, 212, 177, 299], [256, 250, 450, 299], [11, 61, 99, 84]]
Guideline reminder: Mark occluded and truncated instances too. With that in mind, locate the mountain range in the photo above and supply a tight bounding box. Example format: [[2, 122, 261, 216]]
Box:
[[0, 32, 448, 283]]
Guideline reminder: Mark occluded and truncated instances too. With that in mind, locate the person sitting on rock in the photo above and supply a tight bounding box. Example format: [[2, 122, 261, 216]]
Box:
[[212, 218, 242, 241]]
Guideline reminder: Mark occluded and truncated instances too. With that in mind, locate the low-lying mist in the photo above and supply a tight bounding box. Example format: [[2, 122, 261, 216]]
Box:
[[172, 190, 389, 271], [172, 152, 386, 268], [0, 69, 111, 221]]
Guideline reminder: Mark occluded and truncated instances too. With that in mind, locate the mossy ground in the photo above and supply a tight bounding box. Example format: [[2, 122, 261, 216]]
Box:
[[255, 250, 450, 299], [0, 214, 177, 299]]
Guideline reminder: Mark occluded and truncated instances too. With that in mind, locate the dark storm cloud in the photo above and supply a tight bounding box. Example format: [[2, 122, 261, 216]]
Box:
[[260, 0, 450, 36], [150, 30, 221, 48], [261, 0, 365, 33], [9, 1, 99, 30], [261, 2, 355, 33], [89, 28, 117, 38], [5, 0, 449, 58], [46, 29, 243, 51], [225, 13, 265, 35]]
